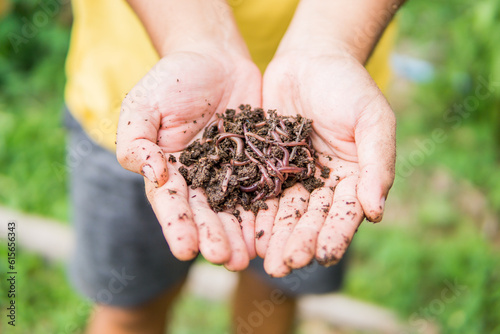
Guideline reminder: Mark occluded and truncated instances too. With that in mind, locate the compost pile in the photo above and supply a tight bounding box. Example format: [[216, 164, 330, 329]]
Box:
[[178, 105, 329, 216]]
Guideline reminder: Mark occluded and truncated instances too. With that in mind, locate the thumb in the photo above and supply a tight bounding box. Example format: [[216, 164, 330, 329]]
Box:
[[116, 95, 169, 187], [355, 94, 396, 222]]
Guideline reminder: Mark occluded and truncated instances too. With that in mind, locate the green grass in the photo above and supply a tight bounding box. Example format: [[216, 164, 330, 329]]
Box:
[[0, 242, 91, 334], [0, 0, 69, 222], [0, 242, 231, 334], [0, 0, 499, 333]]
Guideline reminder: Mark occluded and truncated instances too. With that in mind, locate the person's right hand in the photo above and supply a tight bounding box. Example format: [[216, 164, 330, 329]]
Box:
[[116, 50, 261, 271]]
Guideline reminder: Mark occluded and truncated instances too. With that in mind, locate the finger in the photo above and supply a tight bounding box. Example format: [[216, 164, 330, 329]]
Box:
[[283, 187, 334, 269], [237, 205, 257, 260], [189, 188, 231, 264], [217, 212, 250, 271], [316, 175, 364, 266], [355, 94, 396, 222], [145, 163, 198, 261], [264, 185, 310, 277], [116, 95, 168, 187], [254, 198, 279, 258]]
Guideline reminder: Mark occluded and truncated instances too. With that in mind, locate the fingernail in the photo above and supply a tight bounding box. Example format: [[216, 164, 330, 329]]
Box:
[[141, 164, 159, 187]]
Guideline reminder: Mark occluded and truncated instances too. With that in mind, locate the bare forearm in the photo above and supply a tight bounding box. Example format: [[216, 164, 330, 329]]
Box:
[[126, 0, 249, 57], [277, 0, 406, 63]]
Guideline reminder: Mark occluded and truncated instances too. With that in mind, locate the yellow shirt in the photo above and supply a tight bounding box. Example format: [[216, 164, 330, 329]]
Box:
[[65, 0, 395, 151]]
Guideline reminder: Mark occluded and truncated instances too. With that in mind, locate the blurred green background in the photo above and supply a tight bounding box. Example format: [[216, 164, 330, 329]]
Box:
[[0, 0, 499, 333]]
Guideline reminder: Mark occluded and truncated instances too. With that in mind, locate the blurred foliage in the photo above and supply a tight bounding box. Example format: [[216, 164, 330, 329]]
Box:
[[0, 0, 499, 333], [342, 1, 500, 333], [396, 0, 500, 211], [0, 241, 91, 334], [0, 0, 70, 221]]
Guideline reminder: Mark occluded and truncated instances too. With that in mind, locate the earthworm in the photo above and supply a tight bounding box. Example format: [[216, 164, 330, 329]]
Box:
[[246, 137, 265, 158], [243, 124, 266, 158], [306, 137, 317, 156], [307, 136, 313, 147], [276, 140, 308, 147], [264, 146, 272, 155], [270, 130, 282, 143], [275, 126, 290, 138], [301, 147, 314, 161], [258, 164, 274, 189], [279, 119, 289, 135], [254, 121, 267, 128], [217, 118, 225, 133], [200, 120, 218, 145], [245, 132, 268, 142], [216, 134, 245, 156], [240, 176, 263, 192], [280, 146, 290, 167], [230, 137, 245, 156], [306, 163, 313, 177], [252, 189, 266, 203], [230, 159, 251, 166], [315, 159, 325, 170], [278, 166, 306, 174], [206, 119, 218, 128], [208, 154, 220, 161], [216, 133, 245, 145], [272, 178, 283, 198], [244, 150, 261, 164], [265, 159, 285, 182], [221, 166, 232, 192]]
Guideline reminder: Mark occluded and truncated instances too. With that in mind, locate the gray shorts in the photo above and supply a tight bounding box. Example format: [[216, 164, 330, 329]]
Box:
[[66, 111, 346, 307]]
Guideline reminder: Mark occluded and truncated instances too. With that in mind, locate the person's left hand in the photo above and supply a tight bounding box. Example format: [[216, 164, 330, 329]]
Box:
[[256, 50, 396, 277]]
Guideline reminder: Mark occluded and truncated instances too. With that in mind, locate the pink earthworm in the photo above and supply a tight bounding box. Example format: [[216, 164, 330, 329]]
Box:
[[280, 146, 290, 166], [240, 175, 264, 192], [244, 150, 261, 164], [221, 166, 232, 192], [216, 133, 245, 145], [301, 147, 314, 161], [217, 118, 225, 133], [276, 140, 308, 147], [279, 119, 290, 135], [245, 132, 268, 142], [265, 160, 285, 182], [272, 178, 283, 198], [275, 126, 290, 138], [246, 137, 265, 158], [257, 164, 274, 189], [278, 166, 306, 174], [251, 189, 266, 203], [306, 163, 313, 177], [270, 130, 282, 143], [230, 159, 251, 166]]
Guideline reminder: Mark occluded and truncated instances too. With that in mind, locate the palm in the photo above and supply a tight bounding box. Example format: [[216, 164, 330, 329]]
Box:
[[260, 54, 396, 276], [129, 52, 261, 151]]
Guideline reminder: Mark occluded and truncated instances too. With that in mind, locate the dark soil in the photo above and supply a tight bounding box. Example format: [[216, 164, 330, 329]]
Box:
[[179, 105, 330, 216]]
